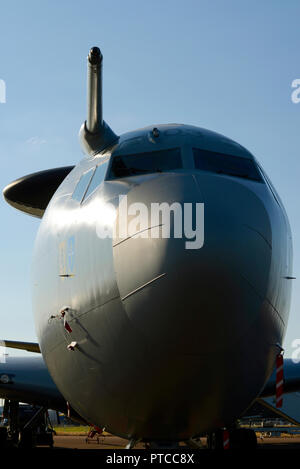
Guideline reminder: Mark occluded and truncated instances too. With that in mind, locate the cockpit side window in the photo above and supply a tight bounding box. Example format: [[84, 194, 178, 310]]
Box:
[[193, 148, 263, 182], [83, 160, 109, 201], [109, 148, 182, 179], [72, 167, 95, 202], [256, 163, 281, 206]]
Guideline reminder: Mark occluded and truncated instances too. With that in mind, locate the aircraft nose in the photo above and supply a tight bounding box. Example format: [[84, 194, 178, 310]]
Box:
[[113, 172, 272, 355], [111, 172, 273, 438]]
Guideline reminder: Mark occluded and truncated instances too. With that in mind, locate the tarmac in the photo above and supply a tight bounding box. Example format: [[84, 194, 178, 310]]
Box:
[[40, 434, 300, 450]]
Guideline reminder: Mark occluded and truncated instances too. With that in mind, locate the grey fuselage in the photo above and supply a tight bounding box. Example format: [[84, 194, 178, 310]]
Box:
[[31, 124, 293, 441]]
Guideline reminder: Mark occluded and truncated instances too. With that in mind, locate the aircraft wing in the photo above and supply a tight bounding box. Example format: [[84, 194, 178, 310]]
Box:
[[250, 359, 300, 426], [260, 359, 300, 398], [2, 340, 40, 353], [0, 355, 65, 412]]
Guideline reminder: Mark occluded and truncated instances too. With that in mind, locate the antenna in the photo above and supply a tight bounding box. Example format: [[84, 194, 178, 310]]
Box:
[[79, 47, 118, 155], [87, 47, 103, 133]]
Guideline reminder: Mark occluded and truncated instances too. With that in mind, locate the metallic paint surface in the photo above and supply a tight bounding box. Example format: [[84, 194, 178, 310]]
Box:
[[31, 124, 292, 440]]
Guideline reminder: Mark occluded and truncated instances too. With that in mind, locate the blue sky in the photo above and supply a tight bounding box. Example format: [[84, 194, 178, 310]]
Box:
[[0, 0, 299, 357]]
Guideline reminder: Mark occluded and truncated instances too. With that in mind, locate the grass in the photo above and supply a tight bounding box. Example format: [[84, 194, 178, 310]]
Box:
[[53, 426, 89, 436], [53, 426, 110, 436]]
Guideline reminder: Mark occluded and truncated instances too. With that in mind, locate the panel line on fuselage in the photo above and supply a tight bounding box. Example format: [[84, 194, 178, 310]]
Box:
[[121, 272, 166, 301], [113, 223, 164, 247]]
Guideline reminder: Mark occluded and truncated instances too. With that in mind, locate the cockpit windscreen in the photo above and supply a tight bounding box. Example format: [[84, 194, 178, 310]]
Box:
[[109, 148, 182, 179], [193, 148, 263, 182]]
